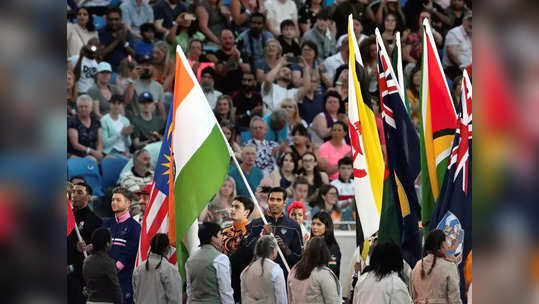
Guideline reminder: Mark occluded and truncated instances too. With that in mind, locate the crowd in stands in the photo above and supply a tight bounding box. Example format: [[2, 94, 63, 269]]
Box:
[[67, 0, 472, 303]]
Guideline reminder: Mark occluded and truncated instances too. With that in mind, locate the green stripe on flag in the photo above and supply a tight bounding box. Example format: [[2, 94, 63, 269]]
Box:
[[173, 125, 230, 278], [378, 174, 401, 245]]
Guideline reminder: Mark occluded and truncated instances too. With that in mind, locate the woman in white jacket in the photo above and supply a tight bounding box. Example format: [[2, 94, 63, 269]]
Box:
[[353, 242, 413, 304]]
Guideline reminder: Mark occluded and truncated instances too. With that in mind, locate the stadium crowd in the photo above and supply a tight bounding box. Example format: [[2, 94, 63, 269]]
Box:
[[67, 0, 472, 303]]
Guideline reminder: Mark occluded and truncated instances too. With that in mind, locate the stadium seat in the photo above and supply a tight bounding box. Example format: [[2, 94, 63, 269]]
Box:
[[93, 15, 106, 30], [240, 131, 252, 145], [67, 158, 104, 197], [100, 158, 128, 189]]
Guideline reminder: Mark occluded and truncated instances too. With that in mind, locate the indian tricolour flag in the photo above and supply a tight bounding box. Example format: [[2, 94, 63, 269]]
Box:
[[168, 45, 230, 278]]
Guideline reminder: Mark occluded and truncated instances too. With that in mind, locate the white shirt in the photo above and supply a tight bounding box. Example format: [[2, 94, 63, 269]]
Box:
[[353, 271, 412, 304], [324, 52, 346, 83], [262, 83, 299, 112], [68, 55, 98, 93], [442, 25, 472, 68], [330, 178, 355, 207], [111, 117, 127, 152], [240, 259, 287, 304], [265, 0, 298, 35], [204, 89, 223, 110]]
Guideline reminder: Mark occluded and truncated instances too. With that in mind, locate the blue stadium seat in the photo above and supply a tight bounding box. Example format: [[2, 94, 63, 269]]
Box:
[[110, 0, 122, 6], [93, 15, 106, 30], [240, 131, 252, 144], [68, 158, 104, 197], [100, 158, 129, 189]]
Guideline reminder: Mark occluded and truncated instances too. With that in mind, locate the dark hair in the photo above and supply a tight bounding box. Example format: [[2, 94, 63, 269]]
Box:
[[421, 229, 446, 279], [298, 152, 323, 188], [250, 12, 266, 22], [112, 186, 133, 202], [110, 94, 124, 104], [359, 37, 376, 63], [332, 120, 348, 135], [106, 6, 122, 17], [338, 156, 353, 167], [280, 19, 295, 32], [241, 70, 256, 80], [73, 180, 93, 196], [300, 40, 319, 59], [293, 176, 309, 188], [313, 184, 339, 212], [201, 66, 216, 78], [198, 221, 221, 245], [91, 228, 111, 252], [316, 7, 332, 20], [220, 120, 236, 143], [323, 90, 344, 113], [291, 124, 309, 138], [370, 241, 404, 280], [278, 152, 299, 175], [294, 237, 330, 280], [234, 196, 255, 217], [311, 211, 338, 247], [147, 233, 170, 271], [189, 38, 204, 50], [381, 12, 399, 33], [268, 187, 288, 201], [78, 8, 96, 32], [408, 66, 421, 97], [140, 22, 156, 34], [247, 235, 277, 276], [333, 64, 348, 87]]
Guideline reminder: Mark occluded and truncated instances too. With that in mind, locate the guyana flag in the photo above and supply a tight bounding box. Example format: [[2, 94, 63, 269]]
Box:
[[419, 19, 458, 231]]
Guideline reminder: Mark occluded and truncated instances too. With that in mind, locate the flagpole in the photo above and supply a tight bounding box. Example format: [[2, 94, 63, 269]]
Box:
[[395, 31, 406, 103], [73, 221, 88, 258], [213, 123, 291, 273]]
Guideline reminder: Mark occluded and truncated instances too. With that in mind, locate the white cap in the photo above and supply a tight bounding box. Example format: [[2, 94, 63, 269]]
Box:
[[97, 61, 112, 73]]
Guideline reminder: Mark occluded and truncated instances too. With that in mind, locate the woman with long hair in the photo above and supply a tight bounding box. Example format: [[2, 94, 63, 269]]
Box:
[[406, 66, 421, 127], [133, 233, 182, 304], [67, 7, 98, 58], [280, 98, 308, 142], [213, 95, 236, 124], [286, 124, 315, 161], [359, 37, 378, 96], [67, 70, 78, 117], [151, 41, 175, 93], [332, 65, 349, 103], [287, 237, 341, 303], [311, 90, 344, 141], [87, 62, 116, 119], [83, 228, 122, 304], [381, 12, 398, 54], [411, 230, 461, 304], [310, 211, 341, 278], [241, 235, 287, 303], [297, 152, 329, 203], [220, 120, 242, 159], [353, 242, 412, 304], [311, 185, 341, 224], [255, 39, 283, 83], [271, 152, 298, 194], [200, 176, 237, 225]]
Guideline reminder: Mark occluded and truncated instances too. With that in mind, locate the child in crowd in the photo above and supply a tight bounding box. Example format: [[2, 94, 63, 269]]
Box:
[[135, 23, 156, 57], [287, 200, 310, 244], [330, 156, 355, 230], [278, 19, 301, 57]]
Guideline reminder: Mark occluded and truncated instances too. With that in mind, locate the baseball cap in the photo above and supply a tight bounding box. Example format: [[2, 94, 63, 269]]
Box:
[[97, 61, 112, 73], [138, 91, 154, 103], [136, 184, 152, 195]]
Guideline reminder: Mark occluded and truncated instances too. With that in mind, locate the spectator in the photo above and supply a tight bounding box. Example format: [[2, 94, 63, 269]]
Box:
[[271, 152, 299, 193], [103, 187, 141, 304], [451, 75, 463, 115], [68, 95, 104, 162], [233, 71, 264, 130], [301, 8, 336, 60], [78, 0, 111, 17], [130, 184, 151, 223], [402, 10, 442, 65], [187, 38, 216, 81], [287, 237, 341, 303], [421, 0, 453, 34], [280, 98, 307, 142], [298, 0, 323, 35], [298, 70, 324, 125], [278, 19, 301, 57], [98, 7, 136, 71], [119, 149, 154, 193], [228, 144, 264, 196], [185, 222, 235, 304], [331, 64, 349, 105], [246, 117, 280, 175], [214, 30, 246, 94], [381, 12, 398, 54], [100, 94, 133, 159], [442, 11, 472, 79], [67, 7, 98, 58], [222, 196, 255, 255], [444, 0, 470, 29], [286, 124, 315, 161], [287, 177, 309, 207], [241, 236, 287, 304], [406, 66, 421, 127], [132, 233, 182, 304], [133, 55, 167, 119], [87, 61, 117, 119], [68, 181, 103, 304], [352, 16, 369, 45], [255, 39, 283, 83], [243, 187, 304, 277], [291, 40, 326, 89], [134, 23, 156, 57], [310, 184, 341, 224], [332, 0, 368, 39], [238, 13, 274, 68], [311, 90, 344, 141], [153, 0, 188, 37], [195, 0, 230, 46], [68, 38, 101, 94], [330, 156, 354, 211], [151, 41, 174, 94], [67, 70, 78, 117], [83, 228, 123, 304], [262, 56, 311, 111], [200, 67, 222, 109], [318, 121, 352, 180], [213, 95, 236, 124], [200, 176, 236, 225], [167, 11, 204, 56], [310, 211, 341, 278], [264, 108, 290, 144], [230, 0, 266, 31], [254, 177, 274, 216], [411, 230, 462, 304], [220, 120, 242, 159], [120, 0, 154, 39], [366, 0, 406, 31], [287, 200, 310, 243], [115, 57, 138, 97], [265, 0, 299, 37], [353, 242, 413, 304], [131, 91, 165, 150], [323, 35, 349, 84], [297, 152, 329, 204]]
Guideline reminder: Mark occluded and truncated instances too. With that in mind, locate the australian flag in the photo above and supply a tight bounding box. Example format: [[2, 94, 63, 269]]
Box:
[[376, 35, 422, 268], [430, 71, 472, 301]]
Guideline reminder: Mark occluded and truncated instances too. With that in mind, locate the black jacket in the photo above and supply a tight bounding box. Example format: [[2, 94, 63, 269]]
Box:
[[67, 205, 103, 277]]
